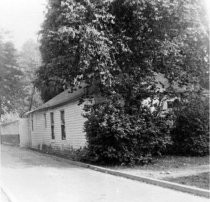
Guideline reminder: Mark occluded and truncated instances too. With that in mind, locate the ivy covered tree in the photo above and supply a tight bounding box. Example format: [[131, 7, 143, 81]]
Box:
[[36, 0, 209, 164], [36, 0, 209, 101]]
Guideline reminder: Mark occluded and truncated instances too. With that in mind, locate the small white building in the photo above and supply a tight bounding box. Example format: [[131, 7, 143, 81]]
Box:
[[25, 73, 204, 153], [24, 75, 179, 152], [26, 86, 88, 152], [0, 120, 20, 145]]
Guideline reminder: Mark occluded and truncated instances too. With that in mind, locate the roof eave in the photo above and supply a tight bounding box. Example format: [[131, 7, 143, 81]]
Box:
[[26, 95, 82, 115]]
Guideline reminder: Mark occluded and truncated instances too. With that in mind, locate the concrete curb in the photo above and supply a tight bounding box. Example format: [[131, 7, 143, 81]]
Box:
[[30, 148, 210, 199]]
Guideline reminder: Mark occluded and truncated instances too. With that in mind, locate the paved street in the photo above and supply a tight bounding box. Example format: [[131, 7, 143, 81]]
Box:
[[1, 189, 11, 202], [0, 145, 208, 202]]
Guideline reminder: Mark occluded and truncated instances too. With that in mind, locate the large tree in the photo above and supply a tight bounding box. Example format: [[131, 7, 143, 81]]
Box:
[[18, 39, 42, 111], [0, 37, 26, 118], [35, 0, 209, 164], [36, 0, 209, 102]]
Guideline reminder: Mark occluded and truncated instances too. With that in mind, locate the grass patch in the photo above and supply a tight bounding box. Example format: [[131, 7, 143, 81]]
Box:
[[105, 156, 209, 170], [136, 156, 210, 170], [103, 156, 209, 183], [164, 172, 210, 190]]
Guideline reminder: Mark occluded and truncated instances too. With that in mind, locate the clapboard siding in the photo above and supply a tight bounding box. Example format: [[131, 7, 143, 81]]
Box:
[[30, 112, 45, 148], [29, 101, 87, 150]]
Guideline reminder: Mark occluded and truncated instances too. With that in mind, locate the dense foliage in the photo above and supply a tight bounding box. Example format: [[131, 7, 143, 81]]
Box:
[[36, 0, 209, 102], [84, 103, 171, 165], [171, 95, 209, 156], [36, 0, 209, 164]]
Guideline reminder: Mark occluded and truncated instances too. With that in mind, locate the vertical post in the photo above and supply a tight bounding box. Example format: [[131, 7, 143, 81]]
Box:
[[0, 98, 2, 121]]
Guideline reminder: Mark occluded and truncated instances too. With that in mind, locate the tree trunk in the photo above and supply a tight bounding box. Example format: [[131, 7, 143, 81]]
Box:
[[0, 98, 2, 121], [28, 85, 35, 111]]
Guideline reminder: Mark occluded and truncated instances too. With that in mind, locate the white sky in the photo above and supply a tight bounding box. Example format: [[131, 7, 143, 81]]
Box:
[[0, 0, 47, 50], [0, 0, 209, 51]]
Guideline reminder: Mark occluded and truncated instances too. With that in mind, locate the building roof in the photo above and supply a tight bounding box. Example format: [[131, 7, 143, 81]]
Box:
[[26, 85, 86, 115], [0, 120, 19, 126]]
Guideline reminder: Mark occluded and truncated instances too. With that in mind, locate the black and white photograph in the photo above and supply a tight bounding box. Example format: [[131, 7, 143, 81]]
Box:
[[0, 0, 209, 201]]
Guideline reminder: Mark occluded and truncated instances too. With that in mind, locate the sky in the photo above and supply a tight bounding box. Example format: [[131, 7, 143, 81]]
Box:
[[0, 0, 47, 50], [0, 0, 209, 51]]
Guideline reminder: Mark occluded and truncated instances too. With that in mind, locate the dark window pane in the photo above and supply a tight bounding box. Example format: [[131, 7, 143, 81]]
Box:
[[31, 115, 34, 131], [51, 125, 55, 139], [50, 112, 54, 124], [61, 125, 66, 140], [167, 99, 179, 109], [167, 101, 174, 108], [60, 110, 65, 124], [50, 112, 55, 139], [44, 113, 47, 128]]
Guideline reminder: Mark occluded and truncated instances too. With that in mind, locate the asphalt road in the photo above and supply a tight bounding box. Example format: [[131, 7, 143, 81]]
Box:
[[0, 145, 208, 202], [1, 189, 11, 202]]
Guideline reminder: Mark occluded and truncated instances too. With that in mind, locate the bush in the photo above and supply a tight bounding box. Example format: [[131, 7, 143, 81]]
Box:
[[84, 103, 171, 166], [171, 96, 209, 156]]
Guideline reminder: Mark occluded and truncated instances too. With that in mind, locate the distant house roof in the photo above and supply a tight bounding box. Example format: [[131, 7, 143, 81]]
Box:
[[202, 89, 210, 97], [0, 120, 19, 126], [26, 85, 86, 115]]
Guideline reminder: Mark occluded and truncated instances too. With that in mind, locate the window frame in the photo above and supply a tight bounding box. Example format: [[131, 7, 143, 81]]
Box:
[[60, 110, 66, 140], [50, 112, 55, 139], [167, 99, 179, 109], [31, 114, 34, 131], [44, 113, 47, 128], [167, 101, 174, 109]]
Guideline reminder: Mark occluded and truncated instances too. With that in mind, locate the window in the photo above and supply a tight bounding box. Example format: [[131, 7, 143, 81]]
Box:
[[60, 110, 66, 140], [167, 101, 174, 109], [50, 112, 55, 139], [44, 113, 47, 128], [167, 99, 179, 109], [31, 114, 34, 131]]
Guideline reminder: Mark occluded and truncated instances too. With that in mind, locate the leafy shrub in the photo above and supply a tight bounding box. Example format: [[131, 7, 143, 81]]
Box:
[[84, 102, 171, 166], [171, 96, 209, 156], [64, 147, 89, 162]]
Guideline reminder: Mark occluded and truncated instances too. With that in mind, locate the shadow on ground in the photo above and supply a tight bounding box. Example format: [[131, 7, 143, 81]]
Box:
[[1, 144, 78, 169]]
